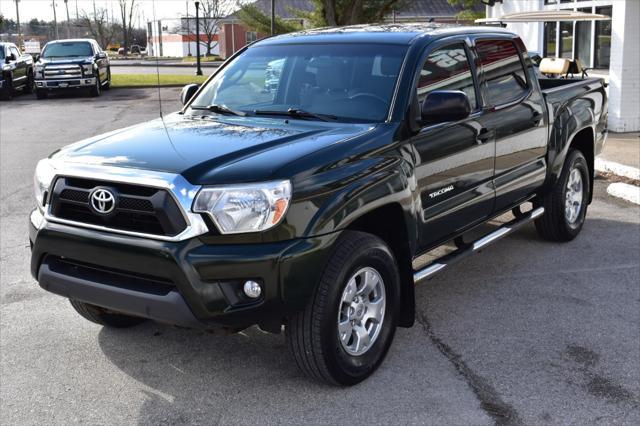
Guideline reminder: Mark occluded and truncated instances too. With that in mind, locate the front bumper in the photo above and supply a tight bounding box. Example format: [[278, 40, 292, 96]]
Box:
[[30, 209, 338, 330], [35, 77, 95, 89]]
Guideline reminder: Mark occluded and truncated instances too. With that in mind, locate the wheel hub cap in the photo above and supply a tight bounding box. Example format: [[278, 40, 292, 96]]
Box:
[[337, 267, 386, 356], [565, 168, 583, 224]]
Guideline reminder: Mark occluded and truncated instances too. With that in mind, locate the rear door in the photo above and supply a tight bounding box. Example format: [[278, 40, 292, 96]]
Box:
[[473, 37, 548, 212], [409, 39, 495, 249]]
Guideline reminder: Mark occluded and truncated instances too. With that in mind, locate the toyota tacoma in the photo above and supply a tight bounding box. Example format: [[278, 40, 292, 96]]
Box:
[[30, 25, 607, 385]]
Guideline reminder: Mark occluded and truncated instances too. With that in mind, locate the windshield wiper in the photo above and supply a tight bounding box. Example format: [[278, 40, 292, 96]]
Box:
[[253, 108, 337, 122], [191, 104, 246, 117]]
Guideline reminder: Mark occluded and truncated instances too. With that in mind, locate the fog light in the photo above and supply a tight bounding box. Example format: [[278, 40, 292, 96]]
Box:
[[243, 280, 262, 299]]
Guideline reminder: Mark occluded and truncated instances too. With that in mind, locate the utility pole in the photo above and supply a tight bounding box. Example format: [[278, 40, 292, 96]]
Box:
[[64, 0, 71, 38], [270, 0, 275, 35], [186, 0, 191, 56], [52, 1, 59, 40], [14, 0, 22, 50], [195, 1, 202, 75], [75, 0, 79, 20]]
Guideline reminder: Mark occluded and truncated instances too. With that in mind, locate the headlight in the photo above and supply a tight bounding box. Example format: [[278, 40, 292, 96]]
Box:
[[81, 64, 94, 75], [193, 180, 292, 234], [33, 159, 56, 210], [35, 64, 44, 76]]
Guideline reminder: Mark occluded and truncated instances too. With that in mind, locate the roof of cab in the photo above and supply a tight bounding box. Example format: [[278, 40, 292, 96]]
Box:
[[45, 39, 96, 44], [254, 23, 514, 46]]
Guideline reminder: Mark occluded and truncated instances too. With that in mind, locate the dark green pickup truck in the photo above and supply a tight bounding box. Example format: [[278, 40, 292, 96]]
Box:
[[30, 24, 607, 385]]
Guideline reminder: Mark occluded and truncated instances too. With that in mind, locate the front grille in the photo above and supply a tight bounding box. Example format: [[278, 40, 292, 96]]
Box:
[[44, 65, 82, 79], [46, 255, 175, 296], [49, 177, 188, 237]]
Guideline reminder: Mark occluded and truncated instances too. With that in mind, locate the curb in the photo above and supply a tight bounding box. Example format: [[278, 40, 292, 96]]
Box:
[[595, 158, 640, 181], [110, 62, 221, 68], [111, 85, 186, 89], [606, 182, 640, 205]]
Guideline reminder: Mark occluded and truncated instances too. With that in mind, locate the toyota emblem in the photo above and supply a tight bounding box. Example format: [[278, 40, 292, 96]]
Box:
[[90, 188, 116, 214]]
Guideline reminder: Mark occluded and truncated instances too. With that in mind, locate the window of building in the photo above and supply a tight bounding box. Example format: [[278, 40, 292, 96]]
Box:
[[246, 31, 258, 44], [575, 7, 592, 66], [544, 0, 558, 4], [544, 22, 557, 57], [417, 44, 477, 109], [559, 21, 574, 58], [475, 39, 529, 106], [594, 6, 612, 69]]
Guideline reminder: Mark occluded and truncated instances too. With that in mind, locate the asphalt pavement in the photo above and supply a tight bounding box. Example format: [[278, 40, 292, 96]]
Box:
[[1, 88, 639, 425]]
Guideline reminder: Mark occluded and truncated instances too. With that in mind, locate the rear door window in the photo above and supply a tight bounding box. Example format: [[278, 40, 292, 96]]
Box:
[[417, 44, 478, 110], [476, 39, 529, 106]]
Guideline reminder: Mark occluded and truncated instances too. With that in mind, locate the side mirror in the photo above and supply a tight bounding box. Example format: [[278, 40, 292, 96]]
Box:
[[181, 83, 200, 105], [421, 90, 471, 124], [33, 54, 40, 62], [96, 52, 107, 59], [7, 53, 16, 62]]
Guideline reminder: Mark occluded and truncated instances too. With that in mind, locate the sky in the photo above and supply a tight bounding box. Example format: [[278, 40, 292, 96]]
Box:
[[0, 0, 242, 24]]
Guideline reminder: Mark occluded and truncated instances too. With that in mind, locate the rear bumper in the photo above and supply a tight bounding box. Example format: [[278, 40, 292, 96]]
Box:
[[35, 77, 95, 89], [30, 209, 338, 329]]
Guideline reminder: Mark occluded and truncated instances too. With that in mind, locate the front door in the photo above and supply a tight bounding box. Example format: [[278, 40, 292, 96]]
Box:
[[410, 41, 495, 250]]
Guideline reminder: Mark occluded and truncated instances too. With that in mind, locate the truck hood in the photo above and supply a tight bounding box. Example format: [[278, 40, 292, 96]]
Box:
[[52, 112, 376, 184], [38, 56, 93, 66]]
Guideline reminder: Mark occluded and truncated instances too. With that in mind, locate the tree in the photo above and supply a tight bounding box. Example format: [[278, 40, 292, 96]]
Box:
[[118, 0, 137, 54], [198, 0, 226, 56], [80, 7, 117, 49], [236, 4, 301, 34], [447, 0, 486, 20], [238, 0, 406, 33], [296, 0, 406, 27]]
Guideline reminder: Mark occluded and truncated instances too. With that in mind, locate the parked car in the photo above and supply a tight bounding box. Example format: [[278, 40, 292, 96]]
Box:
[[0, 42, 34, 100], [30, 25, 607, 385], [34, 39, 110, 99]]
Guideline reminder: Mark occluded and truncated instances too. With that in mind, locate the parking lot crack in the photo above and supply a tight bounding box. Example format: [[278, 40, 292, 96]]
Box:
[[416, 310, 523, 426]]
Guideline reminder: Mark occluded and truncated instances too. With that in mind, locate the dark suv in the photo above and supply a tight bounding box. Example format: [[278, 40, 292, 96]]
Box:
[[34, 39, 110, 98], [0, 42, 34, 100]]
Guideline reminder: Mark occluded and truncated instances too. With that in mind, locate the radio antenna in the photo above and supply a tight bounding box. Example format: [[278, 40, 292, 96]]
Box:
[[152, 0, 163, 118]]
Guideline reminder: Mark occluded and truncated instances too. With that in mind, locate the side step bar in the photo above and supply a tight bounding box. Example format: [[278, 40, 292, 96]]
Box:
[[413, 207, 545, 284]]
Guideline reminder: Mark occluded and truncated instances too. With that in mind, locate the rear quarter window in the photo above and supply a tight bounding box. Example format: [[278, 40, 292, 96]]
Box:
[[476, 39, 529, 106]]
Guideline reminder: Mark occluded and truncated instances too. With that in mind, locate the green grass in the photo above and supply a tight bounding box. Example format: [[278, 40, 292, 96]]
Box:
[[182, 55, 221, 63], [111, 74, 209, 87]]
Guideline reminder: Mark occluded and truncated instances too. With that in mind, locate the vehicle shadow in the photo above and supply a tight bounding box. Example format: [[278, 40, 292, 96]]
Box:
[[96, 212, 639, 424]]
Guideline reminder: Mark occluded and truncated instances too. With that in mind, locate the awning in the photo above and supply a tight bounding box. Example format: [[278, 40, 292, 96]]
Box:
[[475, 10, 611, 24]]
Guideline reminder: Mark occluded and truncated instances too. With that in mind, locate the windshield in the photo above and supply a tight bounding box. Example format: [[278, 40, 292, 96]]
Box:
[[190, 43, 407, 122], [42, 42, 93, 58]]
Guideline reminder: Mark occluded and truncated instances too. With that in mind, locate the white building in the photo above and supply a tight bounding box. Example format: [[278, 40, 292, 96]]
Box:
[[485, 0, 639, 133], [147, 18, 220, 58]]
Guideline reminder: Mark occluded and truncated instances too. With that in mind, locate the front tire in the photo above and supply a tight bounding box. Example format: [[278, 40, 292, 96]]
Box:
[[286, 231, 400, 386], [90, 75, 101, 97], [535, 149, 590, 241], [69, 299, 147, 328]]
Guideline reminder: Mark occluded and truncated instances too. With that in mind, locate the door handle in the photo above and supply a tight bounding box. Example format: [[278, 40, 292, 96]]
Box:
[[477, 128, 492, 144], [532, 112, 543, 126]]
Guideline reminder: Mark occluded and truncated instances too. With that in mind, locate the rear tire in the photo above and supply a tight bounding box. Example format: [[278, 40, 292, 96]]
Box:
[[286, 231, 400, 386], [103, 68, 111, 90], [535, 149, 590, 241], [69, 299, 147, 328], [24, 70, 34, 94]]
